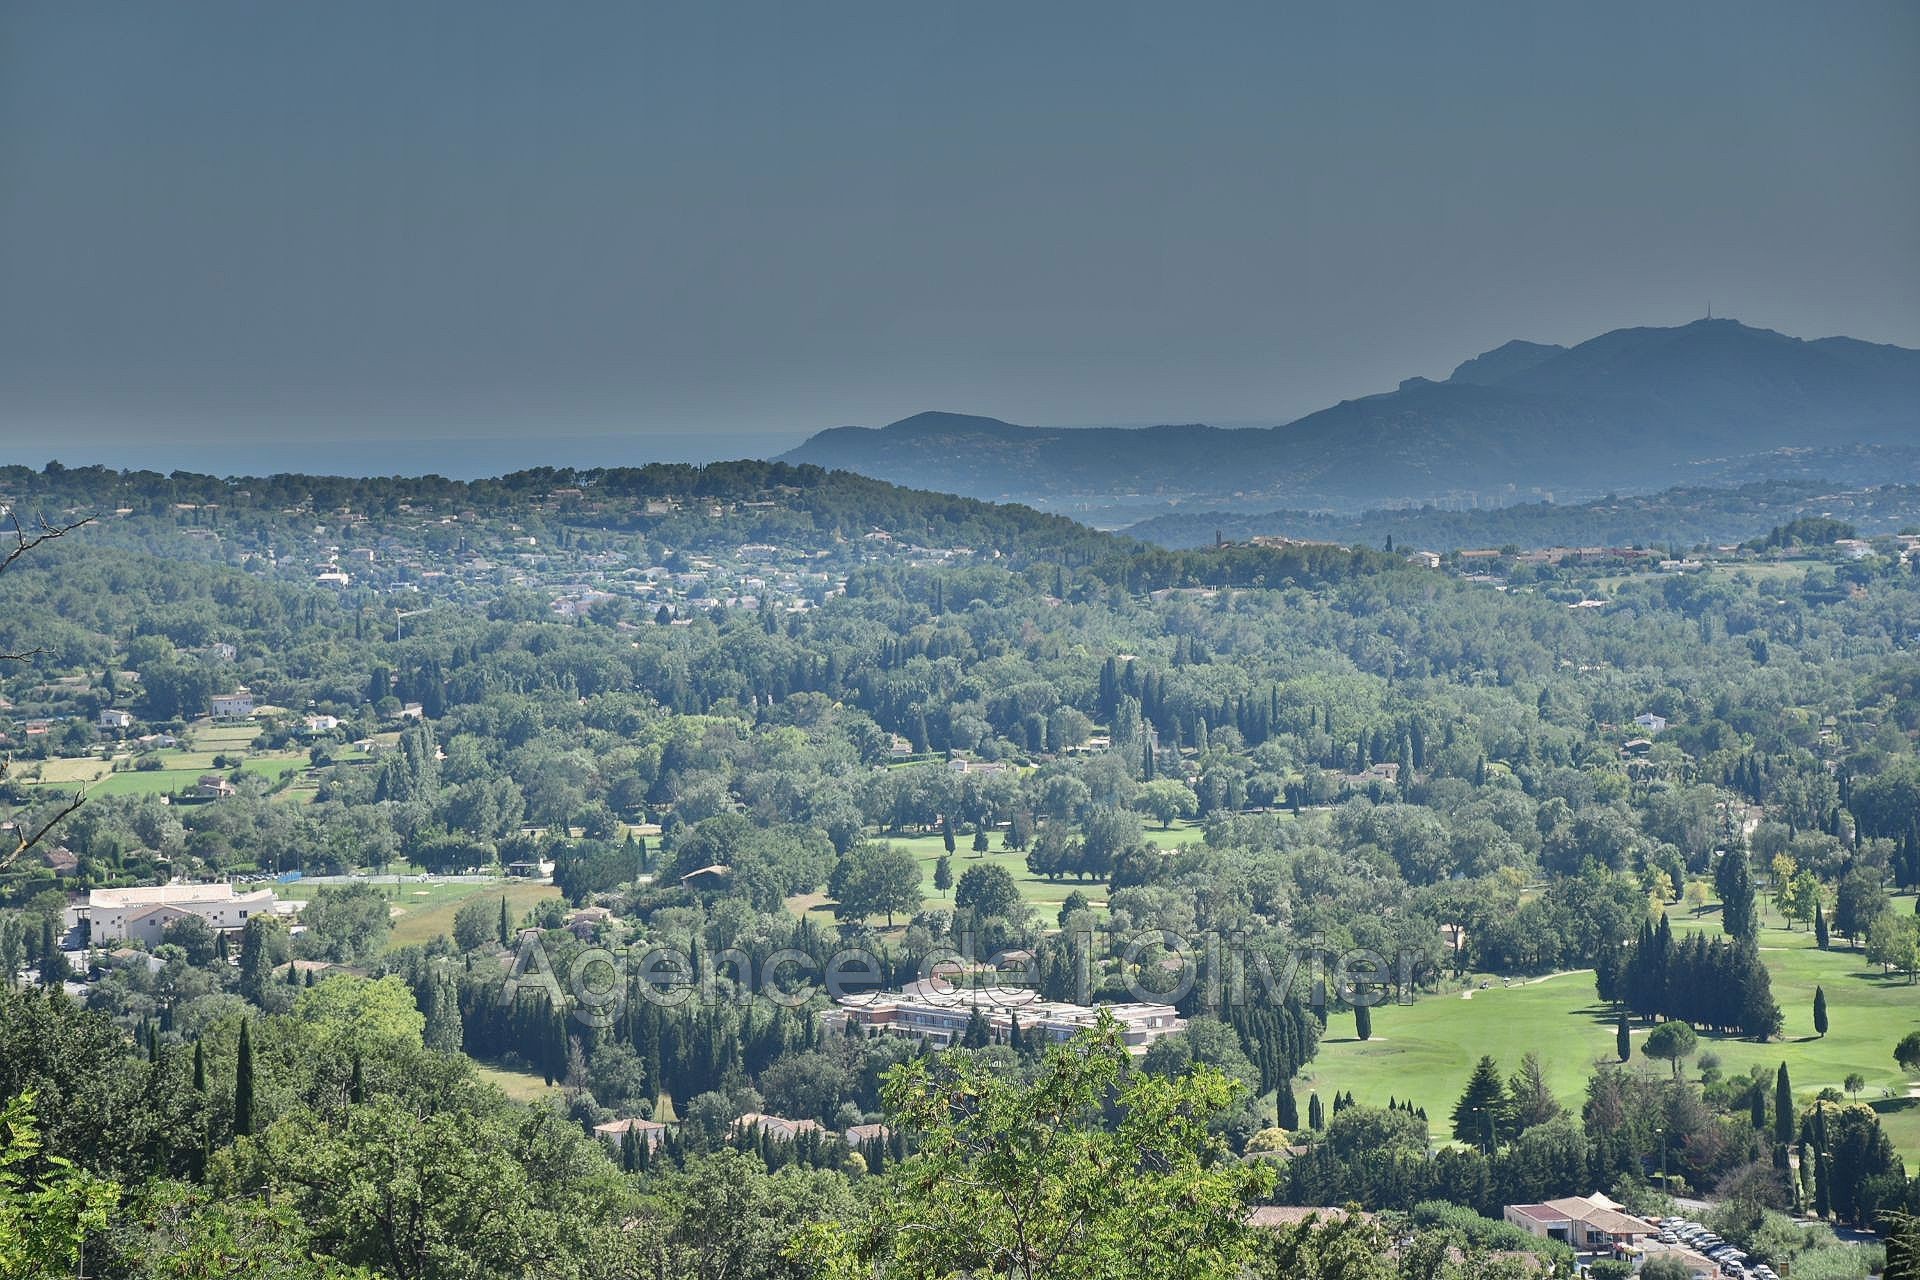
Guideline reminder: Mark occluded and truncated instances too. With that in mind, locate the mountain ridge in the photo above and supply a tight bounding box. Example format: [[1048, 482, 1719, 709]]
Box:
[[779, 319, 1920, 515]]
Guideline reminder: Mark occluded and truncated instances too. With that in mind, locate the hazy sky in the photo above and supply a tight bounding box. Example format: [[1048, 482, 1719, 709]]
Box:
[[2, 1, 1917, 473]]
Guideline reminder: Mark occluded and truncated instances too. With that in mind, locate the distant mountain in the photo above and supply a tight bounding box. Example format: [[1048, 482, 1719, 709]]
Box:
[[780, 320, 1920, 516]]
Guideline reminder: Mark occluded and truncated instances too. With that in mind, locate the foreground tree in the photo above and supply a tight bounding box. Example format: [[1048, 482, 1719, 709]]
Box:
[[0, 1090, 118, 1278], [797, 1013, 1272, 1280]]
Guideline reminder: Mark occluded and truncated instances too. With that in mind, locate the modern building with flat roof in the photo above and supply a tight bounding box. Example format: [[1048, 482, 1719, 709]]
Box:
[[824, 978, 1184, 1053], [81, 882, 276, 945]]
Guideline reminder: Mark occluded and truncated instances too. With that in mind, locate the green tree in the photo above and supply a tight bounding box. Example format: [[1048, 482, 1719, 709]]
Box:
[[953, 863, 1026, 924], [1720, 849, 1758, 942], [293, 975, 427, 1050], [828, 843, 925, 927], [0, 1090, 119, 1280], [1896, 1030, 1920, 1077], [1774, 1063, 1795, 1146], [1778, 872, 1821, 932], [1449, 1055, 1510, 1150], [1642, 1021, 1698, 1079], [234, 1020, 255, 1137], [1616, 1012, 1631, 1063], [452, 896, 497, 953], [33, 919, 66, 988], [933, 854, 952, 896], [1136, 780, 1198, 830], [1812, 985, 1828, 1037], [796, 1014, 1272, 1280]]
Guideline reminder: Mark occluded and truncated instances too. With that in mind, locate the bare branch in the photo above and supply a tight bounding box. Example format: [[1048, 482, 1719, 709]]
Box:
[[0, 506, 96, 861], [0, 508, 95, 576], [0, 788, 85, 872]]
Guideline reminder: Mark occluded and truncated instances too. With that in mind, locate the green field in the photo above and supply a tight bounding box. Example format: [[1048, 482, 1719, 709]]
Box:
[[471, 1061, 564, 1103], [68, 753, 309, 798], [1300, 898, 1920, 1160], [384, 878, 560, 949]]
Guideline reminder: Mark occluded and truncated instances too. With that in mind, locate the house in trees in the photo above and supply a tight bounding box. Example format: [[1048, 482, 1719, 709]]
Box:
[[210, 690, 256, 719], [97, 708, 134, 731], [730, 1113, 824, 1143], [592, 1117, 669, 1150], [678, 863, 733, 891], [1502, 1193, 1655, 1252], [197, 773, 238, 799], [1633, 712, 1668, 735]]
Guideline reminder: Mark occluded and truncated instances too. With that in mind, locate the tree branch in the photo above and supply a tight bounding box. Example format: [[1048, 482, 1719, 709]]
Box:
[[0, 509, 94, 575], [0, 788, 85, 871]]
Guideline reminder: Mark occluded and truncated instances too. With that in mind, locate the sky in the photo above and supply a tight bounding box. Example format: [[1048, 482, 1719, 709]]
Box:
[[2, 1, 1917, 476]]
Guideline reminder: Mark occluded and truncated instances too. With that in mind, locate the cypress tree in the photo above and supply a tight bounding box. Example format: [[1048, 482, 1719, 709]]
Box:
[[1774, 1063, 1795, 1146], [1813, 985, 1829, 1037], [192, 1039, 206, 1092], [1353, 1002, 1372, 1042], [1277, 1085, 1299, 1131], [1815, 903, 1830, 950], [349, 1054, 365, 1105], [1750, 1085, 1766, 1130], [498, 896, 511, 947], [1616, 1012, 1632, 1063], [1721, 849, 1758, 942], [234, 1020, 256, 1137], [1308, 1092, 1324, 1131], [1814, 1147, 1833, 1218]]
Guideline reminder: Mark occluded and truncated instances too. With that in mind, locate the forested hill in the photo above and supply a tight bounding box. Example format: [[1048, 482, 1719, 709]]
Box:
[[779, 320, 1920, 514], [0, 459, 1404, 592], [1122, 481, 1920, 552]]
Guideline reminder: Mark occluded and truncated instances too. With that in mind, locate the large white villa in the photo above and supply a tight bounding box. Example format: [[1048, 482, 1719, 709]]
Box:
[[80, 882, 278, 945]]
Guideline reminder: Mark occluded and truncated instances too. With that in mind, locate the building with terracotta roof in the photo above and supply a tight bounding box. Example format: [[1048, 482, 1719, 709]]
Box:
[[1502, 1193, 1653, 1251]]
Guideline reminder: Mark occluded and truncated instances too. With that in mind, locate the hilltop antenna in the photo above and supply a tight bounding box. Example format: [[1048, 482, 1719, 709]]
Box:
[[1706, 301, 1712, 320]]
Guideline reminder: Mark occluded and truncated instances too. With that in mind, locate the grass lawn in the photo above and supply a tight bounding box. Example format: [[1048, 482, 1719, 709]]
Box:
[[189, 723, 264, 750], [30, 757, 113, 784], [471, 1061, 563, 1103], [1303, 895, 1920, 1161], [385, 878, 560, 949], [27, 750, 310, 799]]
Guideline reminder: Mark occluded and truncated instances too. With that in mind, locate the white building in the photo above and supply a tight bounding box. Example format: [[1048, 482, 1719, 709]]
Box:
[[210, 691, 256, 719], [827, 979, 1184, 1054], [1633, 712, 1668, 735], [97, 708, 134, 730], [82, 883, 276, 945]]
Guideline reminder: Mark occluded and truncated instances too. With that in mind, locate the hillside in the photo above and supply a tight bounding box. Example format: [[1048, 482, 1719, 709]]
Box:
[[780, 319, 1920, 516], [1122, 480, 1920, 552]]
